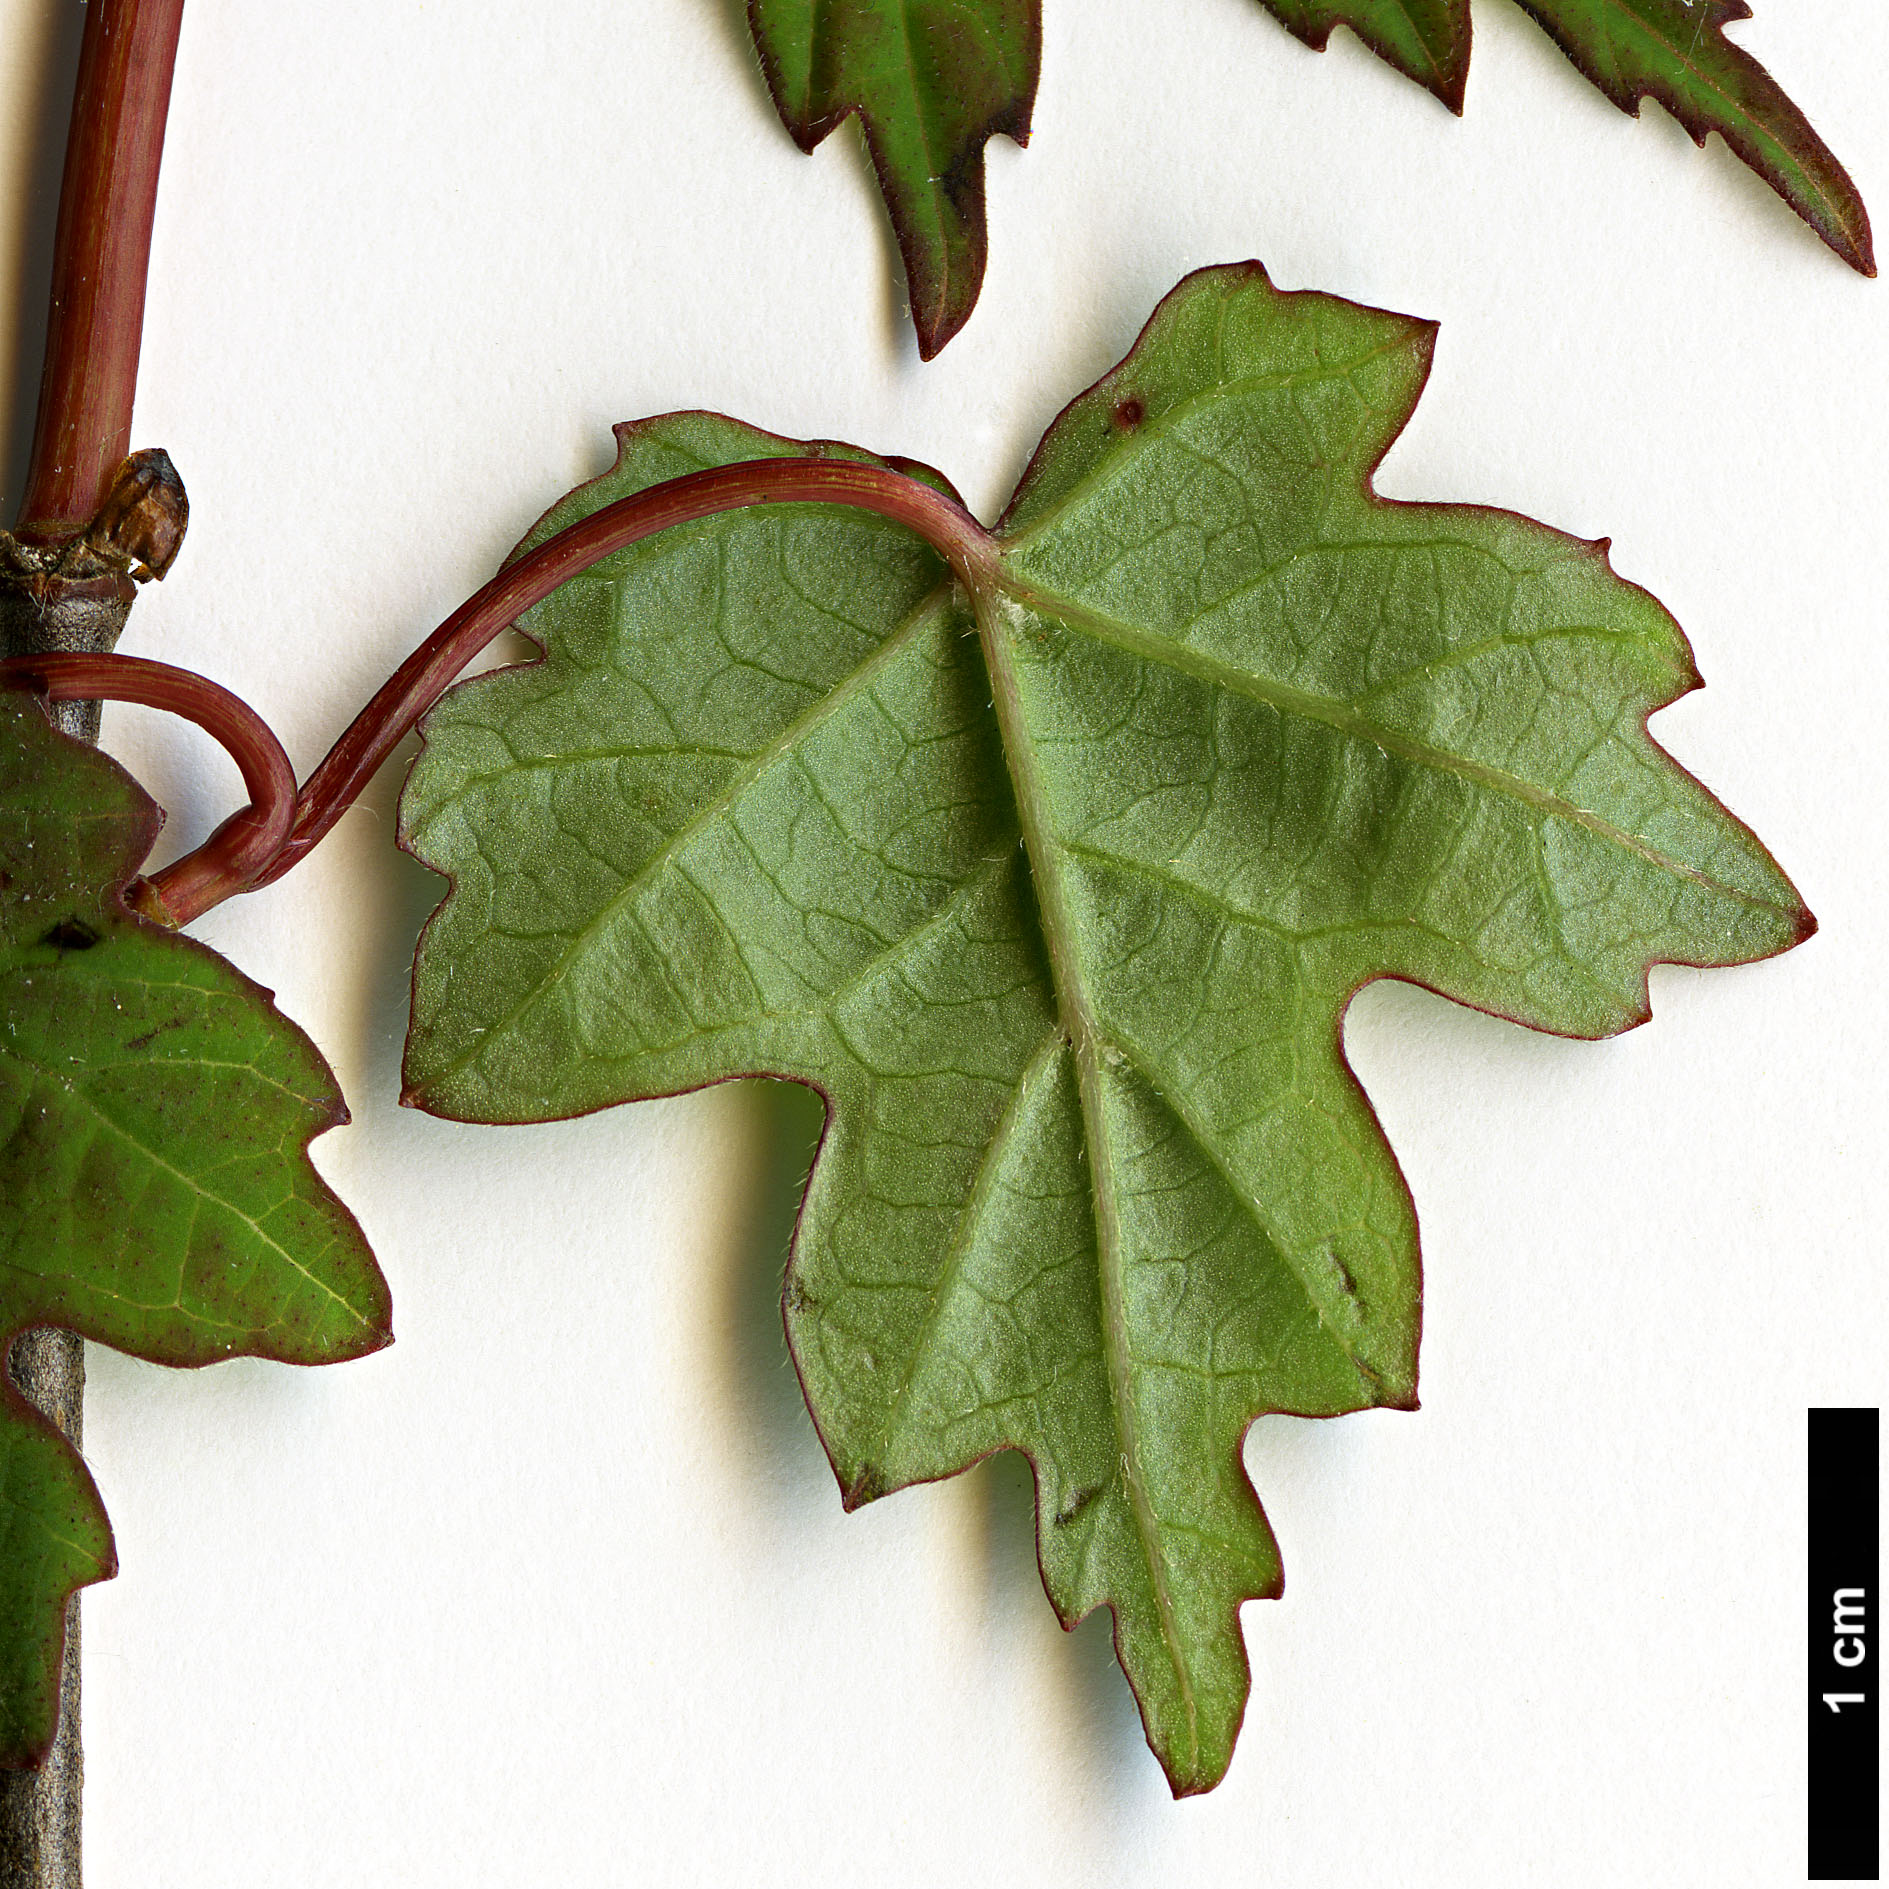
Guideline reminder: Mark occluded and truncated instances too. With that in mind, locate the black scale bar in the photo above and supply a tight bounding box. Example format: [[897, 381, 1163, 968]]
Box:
[[1810, 1407, 1879, 1881]]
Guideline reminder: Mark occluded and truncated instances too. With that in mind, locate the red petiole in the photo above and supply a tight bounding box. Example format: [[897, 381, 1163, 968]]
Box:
[[2, 456, 1000, 921], [0, 652, 295, 927]]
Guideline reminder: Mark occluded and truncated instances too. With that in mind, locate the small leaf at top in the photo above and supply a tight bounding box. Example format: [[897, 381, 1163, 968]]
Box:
[[399, 267, 1810, 1792], [742, 0, 1870, 356], [0, 695, 392, 1766], [1507, 0, 1873, 275], [746, 0, 1039, 358]]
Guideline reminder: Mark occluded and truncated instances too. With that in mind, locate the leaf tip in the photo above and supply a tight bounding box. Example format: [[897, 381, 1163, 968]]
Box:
[[841, 1463, 886, 1511], [1420, 59, 1465, 119], [1166, 1773, 1218, 1801], [911, 300, 969, 363], [298, 1268, 395, 1366], [1156, 1733, 1236, 1800], [1811, 190, 1876, 279]]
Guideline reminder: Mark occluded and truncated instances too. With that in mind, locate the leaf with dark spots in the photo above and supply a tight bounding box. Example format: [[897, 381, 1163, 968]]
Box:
[[400, 268, 1809, 1792], [0, 694, 391, 1767], [38, 920, 98, 953], [1054, 1482, 1105, 1529]]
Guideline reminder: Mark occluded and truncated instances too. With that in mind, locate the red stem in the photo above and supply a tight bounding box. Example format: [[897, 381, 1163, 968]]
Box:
[[0, 652, 294, 926], [6, 458, 993, 917], [15, 0, 187, 542], [251, 456, 996, 887]]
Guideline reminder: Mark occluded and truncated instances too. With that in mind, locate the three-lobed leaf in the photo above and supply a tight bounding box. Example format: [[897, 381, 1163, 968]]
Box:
[[0, 696, 392, 1765], [399, 265, 1809, 1791], [742, 0, 1871, 355]]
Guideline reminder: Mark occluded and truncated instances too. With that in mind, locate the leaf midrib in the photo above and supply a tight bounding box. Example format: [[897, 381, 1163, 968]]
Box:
[[1103, 1012, 1384, 1389], [415, 585, 959, 1093], [0, 1043, 368, 1333], [858, 1026, 1064, 1470], [974, 593, 1203, 1768], [990, 572, 1786, 916]]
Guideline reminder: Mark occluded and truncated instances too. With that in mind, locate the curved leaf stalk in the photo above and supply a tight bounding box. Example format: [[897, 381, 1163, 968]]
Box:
[[253, 457, 1003, 889], [1, 457, 1000, 926], [0, 653, 294, 925]]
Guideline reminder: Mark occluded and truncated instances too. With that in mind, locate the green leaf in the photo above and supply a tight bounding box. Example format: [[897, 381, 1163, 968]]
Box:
[[1506, 1, 1872, 274], [743, 0, 1871, 355], [1257, 0, 1881, 285], [400, 267, 1810, 1793], [0, 695, 391, 1766], [1254, 1, 1471, 112], [746, 0, 1039, 358]]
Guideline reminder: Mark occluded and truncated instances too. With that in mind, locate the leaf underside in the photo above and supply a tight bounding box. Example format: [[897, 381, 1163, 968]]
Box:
[[743, 0, 1870, 356], [401, 265, 1809, 1792], [0, 697, 392, 1766]]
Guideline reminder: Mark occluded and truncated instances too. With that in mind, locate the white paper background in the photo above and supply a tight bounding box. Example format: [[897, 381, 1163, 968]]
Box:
[[1, 1, 1885, 1881]]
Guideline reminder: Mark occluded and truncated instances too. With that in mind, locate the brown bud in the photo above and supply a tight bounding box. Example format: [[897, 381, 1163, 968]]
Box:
[[84, 447, 188, 581], [124, 875, 180, 928]]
